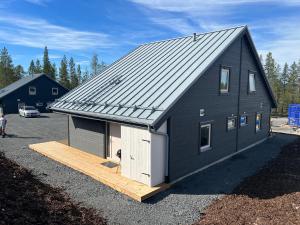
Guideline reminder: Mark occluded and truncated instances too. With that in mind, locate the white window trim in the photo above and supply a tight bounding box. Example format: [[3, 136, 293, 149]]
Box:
[[220, 67, 230, 93], [200, 123, 211, 152], [249, 72, 256, 93], [52, 87, 58, 95], [227, 117, 236, 130], [29, 86, 36, 95]]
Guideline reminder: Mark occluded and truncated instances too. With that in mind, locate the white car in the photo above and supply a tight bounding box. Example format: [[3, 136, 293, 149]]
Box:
[[19, 106, 40, 118]]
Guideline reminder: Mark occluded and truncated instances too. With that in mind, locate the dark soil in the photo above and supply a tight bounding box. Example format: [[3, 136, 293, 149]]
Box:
[[0, 152, 107, 225], [195, 138, 300, 225]]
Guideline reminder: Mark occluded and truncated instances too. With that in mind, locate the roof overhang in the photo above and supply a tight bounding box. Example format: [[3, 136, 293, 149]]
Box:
[[51, 107, 152, 128]]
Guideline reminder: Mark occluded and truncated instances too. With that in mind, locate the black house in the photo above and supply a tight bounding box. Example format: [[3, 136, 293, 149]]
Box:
[[50, 26, 276, 187], [0, 73, 68, 114]]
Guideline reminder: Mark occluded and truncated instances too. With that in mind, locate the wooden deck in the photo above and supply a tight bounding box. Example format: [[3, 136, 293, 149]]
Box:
[[29, 141, 169, 202]]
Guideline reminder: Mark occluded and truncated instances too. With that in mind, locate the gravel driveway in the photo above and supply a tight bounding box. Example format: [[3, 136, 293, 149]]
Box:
[[0, 114, 297, 225]]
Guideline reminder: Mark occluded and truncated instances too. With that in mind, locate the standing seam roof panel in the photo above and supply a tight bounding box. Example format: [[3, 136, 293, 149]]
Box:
[[51, 26, 247, 125]]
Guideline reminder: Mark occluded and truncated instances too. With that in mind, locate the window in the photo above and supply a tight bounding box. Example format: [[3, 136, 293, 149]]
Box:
[[29, 86, 36, 95], [200, 123, 211, 152], [240, 115, 248, 126], [227, 117, 236, 130], [36, 102, 43, 107], [256, 113, 262, 132], [220, 67, 230, 93], [52, 87, 58, 95], [249, 72, 256, 93]]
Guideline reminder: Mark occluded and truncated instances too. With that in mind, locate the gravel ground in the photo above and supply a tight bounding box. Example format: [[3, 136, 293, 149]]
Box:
[[0, 114, 297, 225]]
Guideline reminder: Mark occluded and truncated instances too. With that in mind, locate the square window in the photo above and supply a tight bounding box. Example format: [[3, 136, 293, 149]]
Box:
[[220, 67, 230, 93], [52, 88, 58, 95], [227, 117, 236, 130], [240, 115, 248, 126], [256, 113, 262, 132], [249, 72, 256, 92], [29, 86, 36, 95], [200, 123, 211, 152]]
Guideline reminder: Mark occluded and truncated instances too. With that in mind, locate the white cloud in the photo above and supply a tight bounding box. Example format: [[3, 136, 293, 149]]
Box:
[[130, 0, 300, 64], [0, 14, 114, 51]]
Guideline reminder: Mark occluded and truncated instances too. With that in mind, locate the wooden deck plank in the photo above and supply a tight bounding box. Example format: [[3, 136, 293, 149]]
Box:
[[29, 141, 169, 202]]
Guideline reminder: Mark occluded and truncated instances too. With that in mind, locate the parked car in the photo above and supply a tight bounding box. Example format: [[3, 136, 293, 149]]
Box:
[[19, 106, 40, 118]]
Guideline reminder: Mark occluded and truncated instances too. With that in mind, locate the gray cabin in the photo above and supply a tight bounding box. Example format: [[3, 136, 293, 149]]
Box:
[[0, 73, 68, 114], [50, 26, 276, 187]]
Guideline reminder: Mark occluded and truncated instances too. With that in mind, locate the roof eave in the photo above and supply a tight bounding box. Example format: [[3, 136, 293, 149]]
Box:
[[51, 107, 153, 127]]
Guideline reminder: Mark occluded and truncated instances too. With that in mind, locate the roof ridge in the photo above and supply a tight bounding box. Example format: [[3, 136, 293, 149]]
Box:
[[140, 25, 247, 46]]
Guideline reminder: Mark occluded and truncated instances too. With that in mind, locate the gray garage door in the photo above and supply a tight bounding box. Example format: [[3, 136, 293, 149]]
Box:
[[68, 116, 106, 157]]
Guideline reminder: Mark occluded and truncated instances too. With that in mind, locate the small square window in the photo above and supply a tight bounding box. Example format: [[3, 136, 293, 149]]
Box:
[[220, 67, 230, 93], [52, 88, 58, 95], [227, 117, 236, 130], [240, 115, 248, 126], [249, 72, 256, 93], [200, 123, 211, 152], [256, 113, 262, 132], [29, 86, 36, 95]]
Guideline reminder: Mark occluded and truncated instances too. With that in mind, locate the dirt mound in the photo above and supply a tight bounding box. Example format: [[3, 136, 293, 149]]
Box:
[[195, 138, 300, 225], [0, 152, 107, 225]]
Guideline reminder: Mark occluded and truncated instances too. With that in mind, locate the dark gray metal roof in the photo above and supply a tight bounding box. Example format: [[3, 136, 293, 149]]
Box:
[[0, 73, 46, 99], [51, 26, 248, 126]]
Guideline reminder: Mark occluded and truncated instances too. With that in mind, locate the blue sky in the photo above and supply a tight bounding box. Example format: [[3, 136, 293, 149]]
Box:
[[0, 0, 300, 71]]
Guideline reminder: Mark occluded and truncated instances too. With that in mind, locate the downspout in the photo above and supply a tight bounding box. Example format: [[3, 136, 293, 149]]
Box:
[[147, 125, 170, 180]]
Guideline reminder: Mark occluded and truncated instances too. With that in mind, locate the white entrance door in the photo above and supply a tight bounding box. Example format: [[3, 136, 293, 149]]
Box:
[[121, 125, 151, 186], [108, 123, 121, 162]]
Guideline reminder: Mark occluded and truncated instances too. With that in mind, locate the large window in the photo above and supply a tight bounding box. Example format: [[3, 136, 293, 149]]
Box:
[[29, 86, 36, 95], [227, 117, 236, 130], [249, 72, 256, 93], [240, 115, 248, 126], [220, 67, 230, 93], [256, 113, 262, 132], [200, 123, 211, 152], [52, 87, 58, 95]]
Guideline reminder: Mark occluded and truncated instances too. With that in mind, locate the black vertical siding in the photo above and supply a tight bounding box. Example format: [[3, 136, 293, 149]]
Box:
[[158, 34, 272, 182], [0, 75, 68, 114]]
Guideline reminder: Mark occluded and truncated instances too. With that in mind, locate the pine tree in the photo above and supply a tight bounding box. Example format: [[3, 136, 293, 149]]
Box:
[[81, 67, 89, 83], [69, 57, 78, 89], [264, 52, 277, 88], [288, 62, 299, 103], [14, 65, 24, 80], [77, 64, 82, 84], [43, 46, 53, 77], [281, 63, 289, 94], [0, 47, 15, 88], [91, 54, 98, 76], [28, 60, 36, 76], [59, 55, 69, 89], [50, 63, 57, 80], [35, 59, 42, 73]]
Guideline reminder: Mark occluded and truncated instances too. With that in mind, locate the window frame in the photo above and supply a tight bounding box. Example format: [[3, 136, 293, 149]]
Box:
[[240, 114, 248, 127], [248, 71, 256, 94], [199, 122, 212, 152], [219, 66, 231, 95], [227, 116, 237, 131], [52, 87, 59, 95], [255, 113, 262, 132], [29, 86, 36, 95]]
